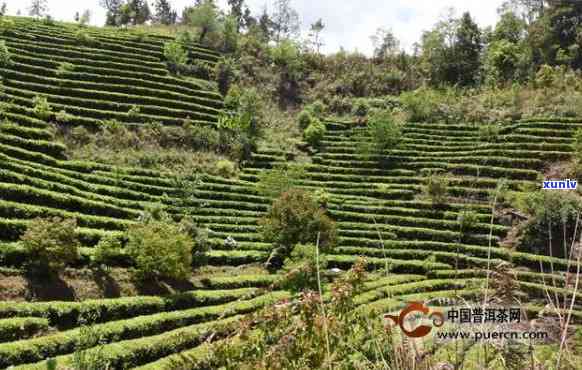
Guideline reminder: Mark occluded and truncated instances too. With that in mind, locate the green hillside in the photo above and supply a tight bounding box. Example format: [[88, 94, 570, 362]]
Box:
[[0, 16, 580, 369]]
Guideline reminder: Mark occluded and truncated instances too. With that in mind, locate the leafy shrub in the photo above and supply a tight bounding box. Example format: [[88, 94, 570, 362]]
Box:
[[20, 217, 80, 273], [457, 209, 479, 241], [424, 172, 449, 205], [74, 29, 97, 46], [163, 40, 188, 71], [280, 243, 327, 292], [215, 57, 238, 96], [126, 219, 193, 281], [257, 163, 306, 198], [55, 110, 73, 124], [259, 188, 337, 252], [306, 100, 326, 118], [224, 84, 242, 111], [303, 118, 326, 147], [297, 109, 313, 129], [314, 188, 331, 209], [56, 62, 75, 77], [364, 110, 402, 153], [328, 96, 353, 115], [33, 96, 52, 120], [352, 99, 370, 118], [92, 235, 123, 267], [127, 105, 140, 118], [513, 190, 582, 258], [215, 159, 237, 178], [0, 40, 11, 67]]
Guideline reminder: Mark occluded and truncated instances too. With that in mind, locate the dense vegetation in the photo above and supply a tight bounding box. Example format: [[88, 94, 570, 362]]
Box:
[[0, 0, 580, 368]]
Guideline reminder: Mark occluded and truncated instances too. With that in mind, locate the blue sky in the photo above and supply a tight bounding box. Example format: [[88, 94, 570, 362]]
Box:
[[4, 0, 505, 54]]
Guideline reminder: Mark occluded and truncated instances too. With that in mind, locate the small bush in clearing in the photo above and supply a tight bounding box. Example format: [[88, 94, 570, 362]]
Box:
[[215, 159, 237, 178], [126, 219, 193, 281], [303, 118, 326, 147], [259, 188, 337, 252]]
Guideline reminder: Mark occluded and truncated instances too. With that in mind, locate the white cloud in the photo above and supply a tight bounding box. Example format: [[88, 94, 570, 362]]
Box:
[[4, 0, 504, 54]]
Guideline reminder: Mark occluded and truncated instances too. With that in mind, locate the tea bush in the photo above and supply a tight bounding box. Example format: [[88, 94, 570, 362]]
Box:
[[126, 219, 193, 281], [259, 188, 337, 252], [424, 172, 449, 205], [20, 217, 80, 273], [303, 118, 326, 147]]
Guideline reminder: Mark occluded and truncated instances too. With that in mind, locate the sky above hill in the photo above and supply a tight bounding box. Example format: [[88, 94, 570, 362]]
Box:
[[4, 0, 505, 55]]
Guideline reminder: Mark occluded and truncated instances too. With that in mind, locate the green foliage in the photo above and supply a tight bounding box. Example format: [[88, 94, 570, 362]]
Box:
[[208, 260, 407, 370], [215, 159, 237, 178], [127, 105, 141, 119], [215, 57, 238, 96], [484, 39, 527, 85], [259, 188, 337, 252], [185, 0, 220, 44], [74, 29, 97, 46], [33, 95, 52, 120], [424, 172, 449, 205], [0, 39, 11, 67], [297, 109, 313, 129], [163, 40, 188, 70], [457, 209, 479, 239], [313, 188, 331, 209], [351, 99, 370, 118], [513, 190, 582, 258], [280, 243, 327, 292], [362, 110, 402, 153], [72, 311, 109, 370], [126, 217, 193, 281], [305, 100, 326, 118], [256, 163, 306, 198], [20, 217, 80, 273], [224, 84, 242, 111], [92, 235, 123, 267], [303, 118, 326, 147], [55, 62, 75, 77]]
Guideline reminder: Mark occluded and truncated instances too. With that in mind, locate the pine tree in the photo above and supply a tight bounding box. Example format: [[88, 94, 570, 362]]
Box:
[[454, 12, 482, 86], [309, 18, 325, 54]]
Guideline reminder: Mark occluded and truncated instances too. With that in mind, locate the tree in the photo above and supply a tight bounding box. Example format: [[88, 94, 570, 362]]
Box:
[[127, 219, 194, 281], [185, 0, 220, 44], [0, 3, 6, 16], [498, 0, 546, 24], [154, 0, 176, 25], [80, 9, 92, 25], [21, 217, 80, 273], [370, 27, 400, 60], [74, 11, 80, 22], [28, 0, 48, 19], [100, 0, 123, 26], [128, 0, 151, 25], [258, 8, 275, 42], [454, 12, 482, 86], [227, 0, 244, 31], [308, 18, 325, 54], [271, 0, 300, 42]]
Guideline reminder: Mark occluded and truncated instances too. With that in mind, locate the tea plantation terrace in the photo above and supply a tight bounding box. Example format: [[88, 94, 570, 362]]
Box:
[[0, 18, 580, 369]]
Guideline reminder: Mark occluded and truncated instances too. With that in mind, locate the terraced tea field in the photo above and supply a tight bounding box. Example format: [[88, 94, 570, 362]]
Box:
[[0, 17, 580, 368]]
